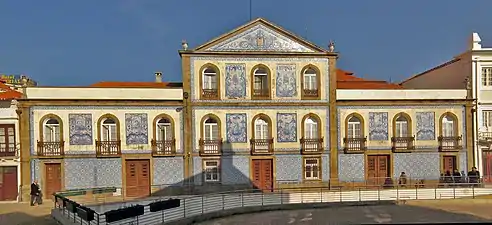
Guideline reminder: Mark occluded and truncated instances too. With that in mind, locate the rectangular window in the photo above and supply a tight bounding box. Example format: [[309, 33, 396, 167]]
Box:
[[0, 124, 15, 154], [44, 124, 60, 142], [304, 158, 320, 180], [347, 122, 361, 138], [395, 121, 408, 137], [102, 124, 117, 141], [303, 74, 317, 90], [482, 67, 492, 86], [203, 75, 217, 89], [483, 110, 492, 127], [204, 160, 220, 182], [157, 124, 172, 141], [204, 123, 219, 140]]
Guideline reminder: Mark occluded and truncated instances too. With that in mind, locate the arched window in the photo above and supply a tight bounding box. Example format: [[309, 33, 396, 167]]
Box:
[[156, 118, 172, 141], [200, 65, 220, 99], [304, 117, 318, 139], [101, 118, 117, 141], [394, 115, 409, 137], [43, 118, 60, 142], [252, 66, 270, 98], [203, 117, 219, 140], [442, 115, 455, 137], [202, 68, 217, 90], [347, 115, 362, 138], [254, 118, 270, 139]]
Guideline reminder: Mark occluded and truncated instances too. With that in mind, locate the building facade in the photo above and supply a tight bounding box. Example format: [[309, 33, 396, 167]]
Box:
[[401, 32, 492, 183]]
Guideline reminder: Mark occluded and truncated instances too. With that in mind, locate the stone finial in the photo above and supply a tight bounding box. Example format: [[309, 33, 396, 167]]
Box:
[[470, 33, 482, 50], [328, 40, 335, 52], [182, 40, 188, 50], [155, 72, 162, 83]]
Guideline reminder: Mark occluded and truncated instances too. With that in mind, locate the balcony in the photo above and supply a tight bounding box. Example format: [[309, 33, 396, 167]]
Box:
[[201, 89, 219, 100], [252, 89, 269, 98], [438, 136, 462, 152], [303, 89, 319, 98], [250, 138, 274, 155], [300, 138, 323, 154], [151, 139, 176, 157], [199, 139, 222, 156], [391, 136, 415, 152], [37, 141, 64, 157], [0, 147, 17, 157], [96, 140, 121, 157], [479, 132, 492, 146], [343, 137, 367, 154]]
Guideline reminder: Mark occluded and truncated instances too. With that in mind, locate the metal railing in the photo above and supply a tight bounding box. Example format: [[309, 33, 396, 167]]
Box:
[[199, 139, 222, 156], [151, 139, 176, 156], [250, 138, 274, 155], [300, 138, 323, 154], [37, 141, 64, 157], [343, 137, 367, 153], [95, 140, 121, 157], [52, 178, 492, 225], [0, 147, 18, 157], [438, 135, 463, 151]]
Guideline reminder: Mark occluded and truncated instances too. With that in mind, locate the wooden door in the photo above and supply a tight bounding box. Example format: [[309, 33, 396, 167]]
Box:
[[442, 156, 457, 173], [45, 163, 62, 198], [483, 151, 492, 183], [125, 160, 150, 198], [251, 159, 273, 192], [367, 155, 390, 186]]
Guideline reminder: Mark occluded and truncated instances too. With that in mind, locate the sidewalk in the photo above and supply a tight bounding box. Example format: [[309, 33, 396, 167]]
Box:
[[0, 202, 56, 225], [407, 199, 492, 220]]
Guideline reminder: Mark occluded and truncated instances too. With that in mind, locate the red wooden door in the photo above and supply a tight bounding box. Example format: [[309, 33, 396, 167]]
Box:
[[0, 166, 18, 201], [125, 160, 150, 198], [45, 163, 62, 197], [367, 155, 390, 185], [483, 151, 492, 183], [443, 156, 457, 173], [251, 159, 273, 192]]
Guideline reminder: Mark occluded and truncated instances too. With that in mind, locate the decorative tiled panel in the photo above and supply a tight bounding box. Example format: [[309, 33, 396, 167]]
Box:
[[205, 24, 316, 52], [276, 64, 297, 97], [276, 155, 302, 182], [322, 154, 330, 182], [393, 153, 440, 179], [153, 158, 184, 185], [459, 151, 468, 173], [221, 156, 250, 185], [277, 113, 297, 142], [69, 114, 93, 145], [65, 158, 97, 189], [338, 154, 365, 182], [226, 113, 247, 143], [416, 112, 435, 140], [225, 64, 247, 99], [95, 159, 122, 187], [125, 113, 148, 145], [193, 157, 202, 185], [368, 112, 388, 140], [31, 159, 41, 183]]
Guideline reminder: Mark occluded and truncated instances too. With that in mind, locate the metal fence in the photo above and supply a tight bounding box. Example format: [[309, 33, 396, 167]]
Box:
[[52, 180, 492, 225]]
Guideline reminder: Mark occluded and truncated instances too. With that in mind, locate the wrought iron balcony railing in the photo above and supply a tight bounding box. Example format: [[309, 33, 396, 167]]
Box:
[[438, 136, 462, 152], [343, 137, 367, 154], [300, 138, 323, 154], [250, 138, 274, 155], [303, 89, 319, 98], [95, 140, 121, 157], [151, 139, 176, 156], [201, 89, 219, 99], [37, 141, 64, 157], [391, 136, 415, 152], [199, 139, 222, 156]]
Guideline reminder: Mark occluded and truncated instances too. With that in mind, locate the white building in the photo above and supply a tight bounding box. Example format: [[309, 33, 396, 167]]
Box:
[[0, 81, 23, 201], [400, 32, 492, 183]]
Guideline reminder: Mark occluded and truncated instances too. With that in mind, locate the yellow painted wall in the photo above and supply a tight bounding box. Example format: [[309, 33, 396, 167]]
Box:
[[193, 108, 328, 149], [338, 108, 464, 148], [193, 59, 329, 101], [32, 109, 182, 151]]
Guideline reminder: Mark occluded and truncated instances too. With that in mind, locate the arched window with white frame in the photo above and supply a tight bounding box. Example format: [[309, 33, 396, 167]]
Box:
[[43, 118, 60, 142], [395, 115, 409, 137], [303, 68, 318, 91], [203, 118, 219, 141], [101, 118, 117, 141], [254, 118, 270, 140], [442, 115, 455, 137], [202, 67, 217, 90], [347, 115, 362, 138], [304, 117, 319, 139], [156, 118, 172, 141], [253, 66, 269, 97]]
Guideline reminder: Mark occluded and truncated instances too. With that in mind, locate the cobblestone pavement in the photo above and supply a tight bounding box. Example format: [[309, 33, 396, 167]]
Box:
[[198, 204, 491, 225], [0, 202, 57, 225]]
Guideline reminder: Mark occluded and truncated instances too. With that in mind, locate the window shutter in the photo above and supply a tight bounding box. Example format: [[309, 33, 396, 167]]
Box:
[[44, 126, 52, 142], [110, 125, 117, 141], [54, 126, 61, 142], [102, 125, 109, 141], [211, 124, 219, 140]]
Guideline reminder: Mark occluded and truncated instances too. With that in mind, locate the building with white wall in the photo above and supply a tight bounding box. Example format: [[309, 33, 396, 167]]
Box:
[[401, 32, 492, 183]]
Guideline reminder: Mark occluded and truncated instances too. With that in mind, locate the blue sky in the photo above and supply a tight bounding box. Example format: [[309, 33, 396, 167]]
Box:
[[1, 0, 491, 86]]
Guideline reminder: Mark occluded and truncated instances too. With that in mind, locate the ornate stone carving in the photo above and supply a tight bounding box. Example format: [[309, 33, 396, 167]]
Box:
[[368, 112, 388, 140], [125, 113, 148, 145], [277, 113, 297, 142], [226, 113, 247, 143], [225, 64, 247, 98], [416, 112, 435, 140], [276, 64, 297, 97], [69, 114, 93, 145], [206, 24, 315, 52]]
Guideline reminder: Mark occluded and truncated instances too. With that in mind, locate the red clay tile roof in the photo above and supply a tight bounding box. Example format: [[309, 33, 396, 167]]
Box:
[[337, 69, 403, 89], [90, 81, 183, 88], [0, 81, 22, 100]]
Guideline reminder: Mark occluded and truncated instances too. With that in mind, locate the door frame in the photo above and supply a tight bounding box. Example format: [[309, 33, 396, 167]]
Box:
[[249, 156, 276, 189], [122, 157, 152, 197], [41, 161, 65, 198], [364, 153, 393, 181], [440, 153, 460, 173]]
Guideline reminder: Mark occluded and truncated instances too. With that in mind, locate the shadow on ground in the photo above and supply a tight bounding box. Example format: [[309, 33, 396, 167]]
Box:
[[0, 211, 57, 225]]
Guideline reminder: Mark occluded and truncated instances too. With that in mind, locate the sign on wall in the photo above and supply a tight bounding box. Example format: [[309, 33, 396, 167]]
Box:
[[0, 74, 37, 86]]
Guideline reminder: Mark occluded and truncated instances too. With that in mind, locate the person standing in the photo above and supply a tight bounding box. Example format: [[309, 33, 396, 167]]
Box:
[[30, 180, 41, 206]]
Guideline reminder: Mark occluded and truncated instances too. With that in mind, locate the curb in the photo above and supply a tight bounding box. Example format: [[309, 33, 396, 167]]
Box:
[[166, 200, 397, 225]]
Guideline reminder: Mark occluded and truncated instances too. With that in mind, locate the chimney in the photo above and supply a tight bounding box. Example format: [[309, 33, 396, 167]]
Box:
[[155, 72, 162, 83]]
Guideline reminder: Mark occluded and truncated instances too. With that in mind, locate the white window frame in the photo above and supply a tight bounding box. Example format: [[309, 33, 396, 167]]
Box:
[[43, 118, 60, 142], [101, 118, 117, 141], [481, 67, 492, 87], [254, 118, 269, 139], [442, 116, 455, 137], [304, 117, 318, 139], [203, 119, 219, 140], [395, 116, 409, 137], [303, 68, 317, 90], [483, 110, 492, 129], [347, 116, 362, 138], [304, 158, 320, 180], [156, 118, 172, 141], [253, 68, 268, 91], [203, 159, 220, 182], [202, 68, 217, 90]]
